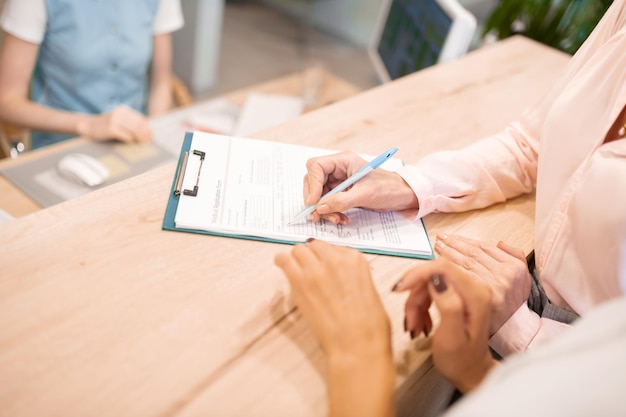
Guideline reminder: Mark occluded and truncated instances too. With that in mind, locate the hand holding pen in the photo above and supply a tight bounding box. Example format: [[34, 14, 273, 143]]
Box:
[[296, 148, 419, 224], [291, 147, 397, 224]]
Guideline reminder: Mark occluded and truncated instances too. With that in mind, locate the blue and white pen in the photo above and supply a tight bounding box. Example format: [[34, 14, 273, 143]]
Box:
[[289, 147, 398, 225]]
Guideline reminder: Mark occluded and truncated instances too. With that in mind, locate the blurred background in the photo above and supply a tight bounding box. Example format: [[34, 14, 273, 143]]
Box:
[[0, 0, 612, 211], [0, 0, 610, 99], [172, 0, 501, 97]]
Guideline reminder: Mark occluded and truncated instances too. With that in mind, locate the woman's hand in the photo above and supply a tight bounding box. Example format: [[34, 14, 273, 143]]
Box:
[[434, 234, 532, 335], [274, 239, 391, 359], [275, 239, 396, 417], [77, 105, 152, 144], [303, 151, 418, 224], [393, 258, 498, 393]]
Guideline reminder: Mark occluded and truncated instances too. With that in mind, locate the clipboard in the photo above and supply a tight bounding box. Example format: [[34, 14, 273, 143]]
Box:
[[162, 132, 301, 246], [162, 132, 435, 259]]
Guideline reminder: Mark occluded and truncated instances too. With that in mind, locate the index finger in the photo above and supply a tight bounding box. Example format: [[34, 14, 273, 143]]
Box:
[[396, 258, 486, 298], [134, 121, 153, 143], [394, 259, 448, 292], [431, 272, 492, 341], [397, 259, 493, 340], [303, 152, 361, 205]]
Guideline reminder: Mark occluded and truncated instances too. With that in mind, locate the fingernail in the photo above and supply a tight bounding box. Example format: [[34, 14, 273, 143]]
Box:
[[390, 279, 403, 292], [435, 240, 444, 251], [423, 326, 429, 337], [438, 233, 449, 240], [431, 274, 447, 293], [305, 237, 315, 243], [410, 330, 416, 340], [317, 204, 329, 214], [403, 317, 407, 332]]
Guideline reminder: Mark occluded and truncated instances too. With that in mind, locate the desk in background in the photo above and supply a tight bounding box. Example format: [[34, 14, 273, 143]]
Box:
[[0, 37, 569, 417], [0, 67, 361, 219]]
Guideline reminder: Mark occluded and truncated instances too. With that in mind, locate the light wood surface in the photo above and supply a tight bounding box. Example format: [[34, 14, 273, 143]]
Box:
[[0, 66, 361, 219], [0, 37, 569, 417]]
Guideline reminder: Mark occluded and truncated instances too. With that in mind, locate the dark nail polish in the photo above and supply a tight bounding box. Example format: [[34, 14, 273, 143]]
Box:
[[390, 280, 403, 292], [431, 274, 447, 293], [305, 237, 315, 243], [403, 317, 407, 332], [423, 326, 429, 337]]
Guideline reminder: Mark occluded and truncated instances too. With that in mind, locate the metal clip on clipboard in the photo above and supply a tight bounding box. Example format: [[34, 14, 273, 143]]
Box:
[[173, 149, 205, 197]]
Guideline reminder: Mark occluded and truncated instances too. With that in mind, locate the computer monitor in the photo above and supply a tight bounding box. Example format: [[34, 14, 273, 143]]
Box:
[[369, 0, 477, 82]]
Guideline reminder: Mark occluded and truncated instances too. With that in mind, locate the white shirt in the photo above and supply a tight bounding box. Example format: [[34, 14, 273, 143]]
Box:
[[443, 295, 626, 417], [0, 0, 184, 44]]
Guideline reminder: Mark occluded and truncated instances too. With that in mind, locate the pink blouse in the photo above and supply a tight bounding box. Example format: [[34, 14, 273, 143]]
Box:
[[396, 0, 626, 356]]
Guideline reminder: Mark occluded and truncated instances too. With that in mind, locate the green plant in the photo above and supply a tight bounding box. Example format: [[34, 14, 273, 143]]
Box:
[[484, 0, 613, 54]]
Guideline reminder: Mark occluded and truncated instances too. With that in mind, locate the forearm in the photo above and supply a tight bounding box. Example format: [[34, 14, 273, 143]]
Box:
[[327, 351, 396, 417], [147, 81, 172, 117], [397, 129, 539, 219], [0, 34, 90, 134], [148, 33, 174, 117], [0, 96, 91, 136]]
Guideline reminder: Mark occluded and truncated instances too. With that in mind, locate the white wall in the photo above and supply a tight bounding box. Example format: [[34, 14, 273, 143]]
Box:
[[260, 0, 382, 48], [172, 0, 224, 94], [0, 0, 6, 49]]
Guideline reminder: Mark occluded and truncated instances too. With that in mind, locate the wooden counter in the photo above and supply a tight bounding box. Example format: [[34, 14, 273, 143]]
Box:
[[0, 37, 569, 417]]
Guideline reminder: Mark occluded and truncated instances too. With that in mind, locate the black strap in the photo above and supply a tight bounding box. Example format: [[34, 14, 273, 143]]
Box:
[[526, 251, 580, 325]]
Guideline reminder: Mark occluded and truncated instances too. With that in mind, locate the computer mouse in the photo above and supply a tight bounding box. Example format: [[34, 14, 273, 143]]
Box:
[[57, 153, 110, 187]]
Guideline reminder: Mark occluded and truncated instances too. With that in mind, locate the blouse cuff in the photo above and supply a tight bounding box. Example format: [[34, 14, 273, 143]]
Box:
[[395, 164, 435, 218], [489, 303, 541, 357]]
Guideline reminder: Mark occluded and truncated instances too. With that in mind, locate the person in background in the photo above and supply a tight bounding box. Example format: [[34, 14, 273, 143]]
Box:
[[274, 238, 626, 417], [297, 0, 626, 357], [0, 0, 183, 149]]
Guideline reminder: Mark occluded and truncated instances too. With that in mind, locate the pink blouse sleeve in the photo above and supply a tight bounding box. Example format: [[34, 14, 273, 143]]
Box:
[[396, 0, 624, 355], [395, 117, 542, 218], [395, 0, 620, 218], [488, 303, 571, 356]]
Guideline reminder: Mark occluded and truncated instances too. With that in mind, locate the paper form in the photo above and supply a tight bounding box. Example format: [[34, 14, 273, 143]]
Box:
[[174, 133, 432, 257], [232, 93, 304, 137]]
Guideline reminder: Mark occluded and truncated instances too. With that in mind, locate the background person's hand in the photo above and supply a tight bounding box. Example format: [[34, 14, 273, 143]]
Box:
[[393, 258, 498, 393], [303, 151, 418, 224], [434, 234, 532, 334], [77, 104, 153, 144]]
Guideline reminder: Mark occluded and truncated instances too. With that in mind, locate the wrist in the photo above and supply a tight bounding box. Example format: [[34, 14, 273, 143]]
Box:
[[392, 173, 419, 210], [326, 335, 394, 375], [75, 115, 93, 138], [455, 356, 498, 393], [327, 348, 396, 417], [328, 346, 392, 371]]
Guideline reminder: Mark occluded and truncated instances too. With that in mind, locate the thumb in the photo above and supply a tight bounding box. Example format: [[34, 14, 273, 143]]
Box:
[[496, 241, 527, 263], [135, 119, 153, 143]]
